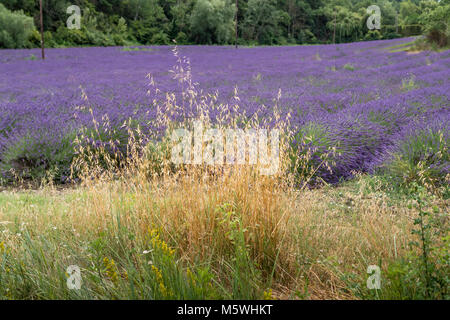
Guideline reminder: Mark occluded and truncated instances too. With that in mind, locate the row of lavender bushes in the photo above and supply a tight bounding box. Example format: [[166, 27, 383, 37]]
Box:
[[0, 40, 448, 189], [1, 89, 447, 190]]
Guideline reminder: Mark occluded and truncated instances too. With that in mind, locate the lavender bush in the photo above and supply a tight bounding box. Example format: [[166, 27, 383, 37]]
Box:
[[380, 119, 449, 188]]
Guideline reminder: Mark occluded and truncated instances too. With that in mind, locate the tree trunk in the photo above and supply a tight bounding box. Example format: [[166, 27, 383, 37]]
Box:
[[235, 0, 238, 48], [39, 0, 45, 60]]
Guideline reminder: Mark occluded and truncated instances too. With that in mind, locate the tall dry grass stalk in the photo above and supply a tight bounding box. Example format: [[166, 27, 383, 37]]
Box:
[[55, 46, 422, 299]]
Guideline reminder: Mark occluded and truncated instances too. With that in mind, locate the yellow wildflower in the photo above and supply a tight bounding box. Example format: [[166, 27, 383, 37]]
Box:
[[148, 229, 175, 257], [103, 257, 119, 284], [152, 265, 171, 297], [187, 267, 196, 286], [263, 289, 274, 300]]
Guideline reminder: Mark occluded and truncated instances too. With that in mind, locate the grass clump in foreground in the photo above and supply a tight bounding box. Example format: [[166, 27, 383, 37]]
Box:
[[0, 165, 448, 299]]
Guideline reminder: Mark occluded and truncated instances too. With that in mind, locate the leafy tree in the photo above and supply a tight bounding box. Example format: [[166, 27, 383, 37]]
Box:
[[400, 0, 420, 25], [330, 6, 362, 42], [419, 1, 450, 47], [170, 0, 195, 42], [128, 0, 170, 44], [243, 0, 287, 44], [0, 3, 35, 48], [0, 0, 36, 16], [190, 0, 235, 44], [283, 0, 316, 42]]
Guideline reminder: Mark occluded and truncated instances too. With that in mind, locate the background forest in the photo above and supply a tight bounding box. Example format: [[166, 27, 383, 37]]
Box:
[[0, 0, 449, 48]]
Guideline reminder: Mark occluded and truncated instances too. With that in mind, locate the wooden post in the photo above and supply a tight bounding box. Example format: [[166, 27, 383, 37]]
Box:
[[235, 0, 238, 49], [39, 0, 45, 60], [333, 10, 336, 44], [395, 12, 398, 34]]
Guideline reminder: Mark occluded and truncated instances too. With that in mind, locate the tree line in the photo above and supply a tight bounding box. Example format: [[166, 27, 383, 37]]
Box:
[[0, 0, 449, 48]]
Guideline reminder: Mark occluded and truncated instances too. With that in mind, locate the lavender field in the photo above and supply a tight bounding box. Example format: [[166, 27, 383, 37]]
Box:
[[0, 39, 449, 300], [0, 37, 449, 184]]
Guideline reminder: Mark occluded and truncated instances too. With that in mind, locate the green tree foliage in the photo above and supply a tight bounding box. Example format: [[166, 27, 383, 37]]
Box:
[[418, 0, 450, 47], [128, 0, 170, 44], [0, 0, 448, 48], [0, 3, 35, 48], [283, 0, 316, 43], [400, 0, 420, 25], [1, 0, 36, 17], [242, 0, 288, 44], [190, 0, 235, 44], [319, 4, 362, 43], [170, 1, 194, 43]]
